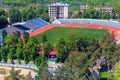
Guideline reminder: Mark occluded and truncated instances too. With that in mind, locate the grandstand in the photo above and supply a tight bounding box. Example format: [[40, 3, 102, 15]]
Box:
[[21, 18, 50, 31], [0, 18, 50, 35], [52, 19, 120, 28]]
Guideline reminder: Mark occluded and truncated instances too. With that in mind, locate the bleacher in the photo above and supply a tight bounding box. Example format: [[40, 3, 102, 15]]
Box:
[[0, 26, 25, 35], [21, 18, 50, 30], [0, 18, 50, 35], [52, 19, 120, 28]]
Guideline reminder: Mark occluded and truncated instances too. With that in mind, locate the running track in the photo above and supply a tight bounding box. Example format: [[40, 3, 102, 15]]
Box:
[[30, 24, 120, 40]]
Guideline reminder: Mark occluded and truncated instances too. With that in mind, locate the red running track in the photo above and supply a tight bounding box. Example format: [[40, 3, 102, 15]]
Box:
[[30, 24, 120, 40]]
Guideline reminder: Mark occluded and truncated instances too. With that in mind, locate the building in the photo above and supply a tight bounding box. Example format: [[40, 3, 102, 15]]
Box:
[[80, 5, 89, 13], [80, 5, 113, 14], [0, 18, 50, 35], [48, 2, 69, 20], [95, 7, 113, 14]]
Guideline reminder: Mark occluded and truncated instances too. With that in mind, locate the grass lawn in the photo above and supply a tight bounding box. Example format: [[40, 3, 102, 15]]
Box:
[[100, 71, 108, 80], [35, 27, 108, 45]]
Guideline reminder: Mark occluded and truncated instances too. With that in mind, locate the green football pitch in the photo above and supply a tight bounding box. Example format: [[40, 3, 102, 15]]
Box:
[[35, 27, 108, 44]]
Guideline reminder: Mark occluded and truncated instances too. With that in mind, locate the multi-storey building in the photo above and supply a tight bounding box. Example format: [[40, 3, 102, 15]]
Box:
[[80, 5, 113, 14], [48, 2, 69, 20]]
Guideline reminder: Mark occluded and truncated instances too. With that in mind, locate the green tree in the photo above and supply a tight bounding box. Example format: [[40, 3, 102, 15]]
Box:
[[35, 54, 47, 68], [0, 49, 2, 61], [2, 29, 7, 40], [43, 42, 53, 58], [8, 48, 16, 64], [9, 8, 21, 23], [83, 8, 98, 19], [0, 8, 5, 16], [56, 38, 68, 63], [23, 37, 39, 62], [25, 72, 34, 80], [23, 50, 30, 64], [42, 35, 47, 43], [38, 65, 53, 80], [65, 52, 88, 79], [1, 48, 8, 63], [101, 12, 110, 19], [114, 6, 120, 19], [16, 48, 23, 64], [54, 52, 88, 80], [23, 32, 29, 44], [15, 31, 21, 39], [109, 61, 120, 80], [21, 8, 36, 21], [0, 16, 8, 28]]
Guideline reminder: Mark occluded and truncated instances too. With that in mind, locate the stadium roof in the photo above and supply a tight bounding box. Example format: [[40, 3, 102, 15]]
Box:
[[21, 18, 50, 30], [0, 18, 50, 35], [0, 26, 25, 35], [49, 2, 69, 7], [52, 19, 120, 28]]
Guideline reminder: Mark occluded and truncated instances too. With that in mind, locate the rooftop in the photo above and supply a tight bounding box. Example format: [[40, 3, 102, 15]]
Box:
[[0, 18, 50, 35], [49, 2, 69, 7]]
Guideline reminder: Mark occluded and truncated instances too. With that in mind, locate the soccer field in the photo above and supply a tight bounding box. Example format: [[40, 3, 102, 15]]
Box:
[[35, 27, 108, 44]]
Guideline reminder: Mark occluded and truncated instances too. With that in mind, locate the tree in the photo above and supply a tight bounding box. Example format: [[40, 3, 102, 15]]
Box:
[[23, 32, 29, 44], [56, 38, 68, 63], [83, 8, 98, 19], [114, 6, 120, 19], [9, 8, 21, 23], [109, 61, 120, 80], [21, 8, 36, 21], [15, 31, 21, 39], [2, 29, 7, 40], [65, 52, 88, 78], [23, 50, 30, 64], [101, 12, 110, 19], [37, 65, 53, 80], [8, 48, 16, 64], [23, 37, 39, 62], [42, 35, 47, 43], [0, 16, 8, 28], [25, 72, 34, 80], [16, 48, 23, 64], [43, 42, 53, 58], [0, 49, 2, 61], [0, 8, 5, 16], [1, 48, 8, 63], [35, 54, 47, 68], [54, 52, 88, 80]]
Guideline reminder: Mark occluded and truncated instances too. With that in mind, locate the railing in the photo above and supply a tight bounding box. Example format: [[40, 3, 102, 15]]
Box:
[[0, 62, 38, 70]]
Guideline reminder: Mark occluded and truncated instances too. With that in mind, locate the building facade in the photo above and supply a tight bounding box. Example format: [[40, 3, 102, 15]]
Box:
[[80, 5, 113, 14], [49, 2, 69, 20]]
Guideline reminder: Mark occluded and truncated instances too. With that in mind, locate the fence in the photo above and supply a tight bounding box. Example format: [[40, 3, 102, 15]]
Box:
[[0, 62, 38, 70]]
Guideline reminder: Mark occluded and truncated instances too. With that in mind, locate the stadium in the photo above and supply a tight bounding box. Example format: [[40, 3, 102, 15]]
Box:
[[1, 18, 120, 50], [30, 19, 120, 41]]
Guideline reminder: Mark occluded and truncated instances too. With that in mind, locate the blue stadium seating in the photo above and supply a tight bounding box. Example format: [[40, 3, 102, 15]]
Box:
[[22, 18, 50, 30], [0, 18, 50, 35], [52, 19, 120, 28], [0, 26, 25, 35]]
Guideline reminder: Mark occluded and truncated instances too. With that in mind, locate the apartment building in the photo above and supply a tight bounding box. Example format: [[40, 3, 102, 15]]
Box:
[[80, 5, 113, 14], [48, 2, 69, 20]]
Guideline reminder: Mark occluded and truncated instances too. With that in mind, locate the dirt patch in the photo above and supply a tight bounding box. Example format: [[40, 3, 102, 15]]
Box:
[[0, 66, 36, 80]]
